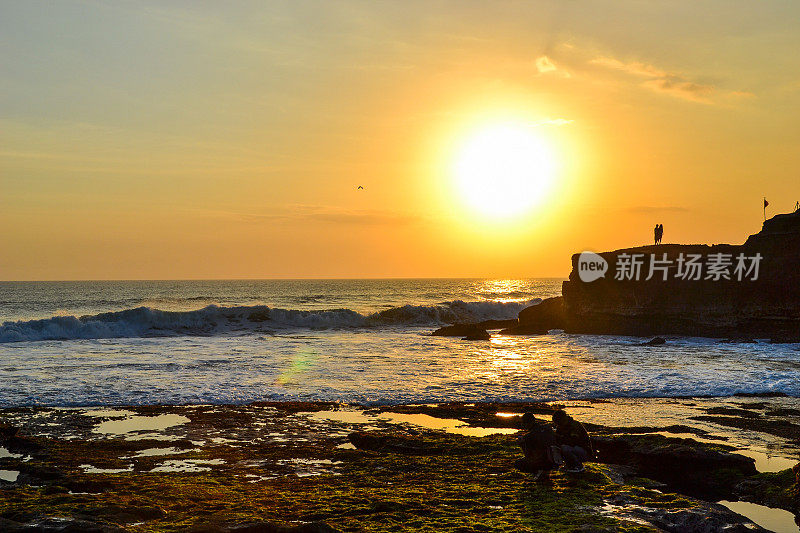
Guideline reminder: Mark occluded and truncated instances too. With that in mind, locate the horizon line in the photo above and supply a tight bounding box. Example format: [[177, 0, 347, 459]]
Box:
[[0, 276, 569, 283]]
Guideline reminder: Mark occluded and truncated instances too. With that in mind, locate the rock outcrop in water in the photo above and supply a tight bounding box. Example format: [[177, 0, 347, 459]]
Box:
[[506, 210, 800, 339]]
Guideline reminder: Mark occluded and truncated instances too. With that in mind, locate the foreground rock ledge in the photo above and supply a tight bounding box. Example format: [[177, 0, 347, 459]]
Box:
[[0, 402, 797, 532]]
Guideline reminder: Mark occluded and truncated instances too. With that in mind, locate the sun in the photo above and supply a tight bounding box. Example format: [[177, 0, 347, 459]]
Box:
[[452, 122, 558, 219]]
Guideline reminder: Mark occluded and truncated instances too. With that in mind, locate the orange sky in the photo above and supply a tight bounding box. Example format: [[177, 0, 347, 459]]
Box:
[[2, 2, 799, 280]]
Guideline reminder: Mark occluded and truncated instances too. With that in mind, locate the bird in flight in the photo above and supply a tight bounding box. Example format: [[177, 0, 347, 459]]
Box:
[[357, 186, 364, 190]]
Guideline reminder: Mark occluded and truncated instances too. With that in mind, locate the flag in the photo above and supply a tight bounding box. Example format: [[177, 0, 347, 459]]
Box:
[[764, 198, 769, 209]]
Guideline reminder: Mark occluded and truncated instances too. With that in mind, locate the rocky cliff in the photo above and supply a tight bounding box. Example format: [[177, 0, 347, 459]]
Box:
[[511, 210, 800, 339]]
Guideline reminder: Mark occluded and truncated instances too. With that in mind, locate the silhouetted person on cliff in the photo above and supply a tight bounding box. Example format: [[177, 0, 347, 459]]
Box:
[[656, 224, 663, 245], [552, 409, 594, 473], [654, 224, 659, 245]]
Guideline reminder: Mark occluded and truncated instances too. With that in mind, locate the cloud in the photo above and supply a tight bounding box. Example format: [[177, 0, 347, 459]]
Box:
[[535, 55, 570, 78], [590, 56, 666, 78], [589, 55, 752, 104], [536, 55, 557, 73], [640, 77, 714, 103]]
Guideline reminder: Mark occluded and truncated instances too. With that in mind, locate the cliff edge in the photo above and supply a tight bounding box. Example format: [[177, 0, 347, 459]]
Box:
[[512, 210, 800, 340]]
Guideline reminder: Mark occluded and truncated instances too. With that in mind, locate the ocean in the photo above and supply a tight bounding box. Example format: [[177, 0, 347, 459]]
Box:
[[1, 279, 798, 407]]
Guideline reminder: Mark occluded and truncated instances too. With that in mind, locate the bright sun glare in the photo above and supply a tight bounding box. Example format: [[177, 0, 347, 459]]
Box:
[[452, 122, 557, 219]]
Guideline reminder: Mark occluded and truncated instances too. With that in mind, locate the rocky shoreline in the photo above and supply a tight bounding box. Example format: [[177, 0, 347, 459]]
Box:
[[1, 398, 798, 532]]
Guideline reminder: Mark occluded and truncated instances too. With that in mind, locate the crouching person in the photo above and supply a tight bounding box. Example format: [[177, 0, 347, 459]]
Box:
[[514, 412, 563, 480], [552, 409, 594, 473]]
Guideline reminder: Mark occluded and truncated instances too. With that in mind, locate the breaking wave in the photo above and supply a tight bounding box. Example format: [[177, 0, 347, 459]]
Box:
[[0, 299, 539, 343]]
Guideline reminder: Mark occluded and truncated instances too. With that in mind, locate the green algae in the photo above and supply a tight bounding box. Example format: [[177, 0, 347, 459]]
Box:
[[0, 428, 649, 532], [1, 403, 795, 532]]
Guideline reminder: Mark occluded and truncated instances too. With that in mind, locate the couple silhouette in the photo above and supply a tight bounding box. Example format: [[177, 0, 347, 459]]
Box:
[[653, 224, 664, 245]]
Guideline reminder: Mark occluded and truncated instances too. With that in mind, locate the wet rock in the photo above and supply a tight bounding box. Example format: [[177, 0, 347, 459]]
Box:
[[765, 407, 800, 416], [572, 527, 617, 533], [2, 434, 42, 455], [640, 337, 666, 346], [41, 485, 69, 495], [0, 519, 25, 531], [431, 323, 476, 336], [733, 468, 799, 515], [635, 505, 767, 532], [462, 329, 491, 341], [689, 415, 800, 440], [479, 318, 519, 330], [594, 434, 757, 500], [603, 491, 768, 532], [83, 503, 165, 523], [431, 320, 516, 337], [248, 401, 339, 413], [501, 297, 565, 335], [17, 463, 63, 483], [704, 407, 761, 418], [63, 478, 114, 494], [0, 423, 20, 441], [0, 517, 126, 532], [347, 431, 437, 455], [190, 522, 339, 533]]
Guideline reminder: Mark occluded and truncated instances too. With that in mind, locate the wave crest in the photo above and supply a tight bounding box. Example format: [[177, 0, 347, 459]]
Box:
[[0, 299, 539, 343]]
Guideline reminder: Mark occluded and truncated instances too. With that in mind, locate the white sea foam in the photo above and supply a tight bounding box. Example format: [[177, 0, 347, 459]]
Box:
[[1, 279, 797, 407], [0, 299, 540, 343]]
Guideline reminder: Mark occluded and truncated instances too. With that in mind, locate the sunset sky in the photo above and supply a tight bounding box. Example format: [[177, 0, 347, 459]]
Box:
[[2, 1, 799, 280]]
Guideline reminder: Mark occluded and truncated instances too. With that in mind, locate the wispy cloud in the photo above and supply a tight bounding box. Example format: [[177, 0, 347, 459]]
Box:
[[590, 56, 667, 78], [640, 78, 714, 103], [535, 55, 570, 78], [590, 55, 753, 104], [535, 55, 557, 73]]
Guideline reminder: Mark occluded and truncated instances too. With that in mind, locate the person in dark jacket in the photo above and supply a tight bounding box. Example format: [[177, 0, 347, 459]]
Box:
[[552, 409, 594, 473], [514, 412, 562, 480]]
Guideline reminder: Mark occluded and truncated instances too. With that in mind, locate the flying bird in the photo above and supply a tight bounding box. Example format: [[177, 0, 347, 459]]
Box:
[[357, 186, 364, 190]]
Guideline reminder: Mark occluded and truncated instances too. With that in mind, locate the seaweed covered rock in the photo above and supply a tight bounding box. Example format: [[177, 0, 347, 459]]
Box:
[[0, 517, 126, 533], [190, 522, 339, 533], [0, 423, 41, 455], [733, 465, 799, 516], [593, 434, 757, 499], [347, 431, 439, 455], [631, 505, 766, 533]]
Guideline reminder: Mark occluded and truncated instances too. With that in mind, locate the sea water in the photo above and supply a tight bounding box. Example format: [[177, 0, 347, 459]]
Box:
[[1, 279, 798, 407]]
